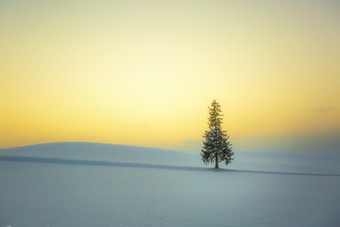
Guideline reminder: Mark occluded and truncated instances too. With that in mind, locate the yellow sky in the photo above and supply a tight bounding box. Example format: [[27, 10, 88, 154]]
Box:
[[1, 0, 340, 151]]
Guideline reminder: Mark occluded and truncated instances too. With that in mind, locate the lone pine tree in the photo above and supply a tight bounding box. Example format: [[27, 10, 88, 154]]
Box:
[[201, 100, 234, 169]]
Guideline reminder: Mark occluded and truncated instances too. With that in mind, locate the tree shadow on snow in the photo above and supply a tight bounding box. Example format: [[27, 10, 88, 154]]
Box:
[[1, 155, 339, 177]]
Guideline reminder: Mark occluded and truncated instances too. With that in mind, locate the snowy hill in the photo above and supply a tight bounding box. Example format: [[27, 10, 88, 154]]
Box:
[[1, 142, 340, 226], [0, 142, 200, 167]]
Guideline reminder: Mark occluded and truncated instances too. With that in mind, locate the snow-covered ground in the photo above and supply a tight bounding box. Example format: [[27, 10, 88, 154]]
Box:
[[1, 142, 339, 227]]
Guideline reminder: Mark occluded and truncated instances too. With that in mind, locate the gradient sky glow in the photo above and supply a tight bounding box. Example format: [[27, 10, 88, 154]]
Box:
[[1, 0, 340, 151]]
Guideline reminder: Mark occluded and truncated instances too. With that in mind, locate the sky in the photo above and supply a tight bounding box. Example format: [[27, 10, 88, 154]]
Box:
[[1, 0, 340, 151]]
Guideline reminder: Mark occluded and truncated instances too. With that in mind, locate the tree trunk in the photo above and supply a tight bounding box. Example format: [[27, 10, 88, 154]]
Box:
[[215, 154, 219, 169]]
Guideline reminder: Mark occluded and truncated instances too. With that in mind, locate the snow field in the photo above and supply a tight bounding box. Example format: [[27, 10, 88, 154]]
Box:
[[1, 142, 339, 226]]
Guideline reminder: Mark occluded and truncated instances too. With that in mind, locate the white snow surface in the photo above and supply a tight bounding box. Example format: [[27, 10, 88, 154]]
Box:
[[1, 142, 340, 227]]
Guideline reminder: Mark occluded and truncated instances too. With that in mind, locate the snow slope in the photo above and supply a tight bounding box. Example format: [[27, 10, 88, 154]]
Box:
[[1, 142, 340, 226], [0, 142, 200, 166]]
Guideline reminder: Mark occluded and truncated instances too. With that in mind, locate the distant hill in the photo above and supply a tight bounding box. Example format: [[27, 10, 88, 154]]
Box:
[[0, 142, 200, 166]]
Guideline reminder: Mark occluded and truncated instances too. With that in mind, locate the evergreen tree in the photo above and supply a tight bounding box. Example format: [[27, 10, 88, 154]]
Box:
[[201, 100, 234, 169]]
